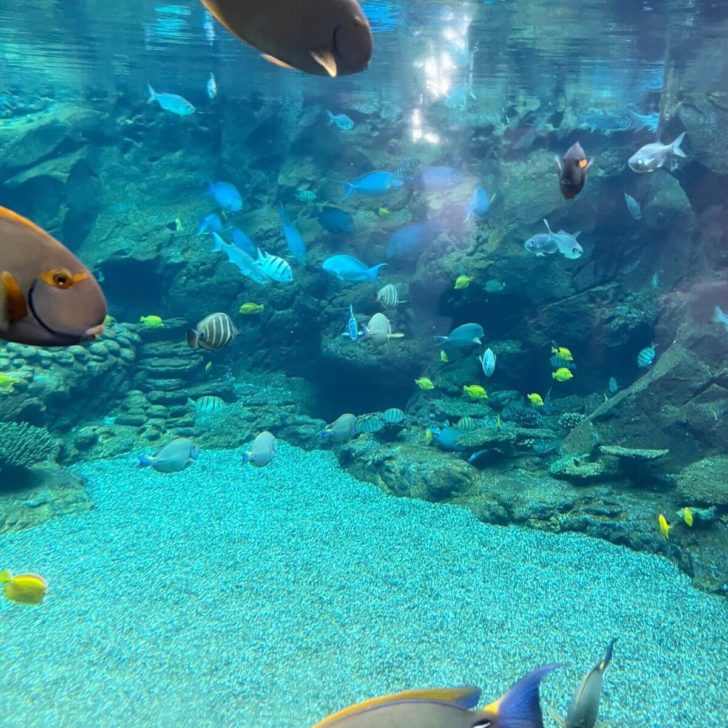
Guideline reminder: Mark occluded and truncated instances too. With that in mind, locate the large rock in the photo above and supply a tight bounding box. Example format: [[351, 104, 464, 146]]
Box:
[[677, 456, 728, 506]]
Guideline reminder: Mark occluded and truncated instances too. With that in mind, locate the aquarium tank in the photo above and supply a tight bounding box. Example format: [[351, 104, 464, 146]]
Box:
[[1, 0, 727, 725]]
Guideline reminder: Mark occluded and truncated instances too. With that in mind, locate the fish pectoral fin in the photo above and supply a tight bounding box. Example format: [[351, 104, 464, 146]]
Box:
[[545, 702, 567, 728], [260, 53, 296, 71], [1, 271, 29, 322], [310, 48, 338, 77]]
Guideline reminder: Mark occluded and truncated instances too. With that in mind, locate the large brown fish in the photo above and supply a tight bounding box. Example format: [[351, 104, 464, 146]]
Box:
[[556, 142, 593, 200], [313, 663, 560, 728], [200, 0, 372, 77], [0, 207, 106, 347]]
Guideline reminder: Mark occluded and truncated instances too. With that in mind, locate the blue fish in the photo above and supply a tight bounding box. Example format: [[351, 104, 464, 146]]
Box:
[[343, 171, 403, 200], [231, 227, 257, 257], [147, 85, 195, 116], [637, 345, 657, 368], [479, 348, 496, 377], [436, 323, 484, 348], [211, 232, 268, 284], [342, 305, 362, 341], [468, 448, 504, 465], [421, 165, 463, 189], [386, 223, 438, 260], [713, 305, 728, 331], [197, 213, 223, 236], [314, 207, 354, 235], [326, 110, 354, 130], [322, 254, 386, 283], [464, 186, 492, 223], [278, 205, 307, 264], [208, 181, 242, 212], [624, 193, 642, 220], [432, 426, 464, 451]]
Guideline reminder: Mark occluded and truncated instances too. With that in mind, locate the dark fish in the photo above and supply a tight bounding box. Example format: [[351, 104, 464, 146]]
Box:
[[556, 142, 593, 200], [467, 448, 504, 466], [200, 0, 372, 77], [314, 207, 354, 235], [187, 312, 239, 350], [0, 207, 106, 347]]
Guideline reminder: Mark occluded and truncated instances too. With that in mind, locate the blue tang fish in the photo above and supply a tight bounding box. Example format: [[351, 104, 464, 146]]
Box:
[[208, 181, 242, 212], [322, 254, 386, 282], [464, 186, 492, 223], [314, 207, 354, 235], [436, 323, 484, 348], [278, 205, 307, 264], [421, 165, 463, 189], [326, 110, 354, 130], [197, 213, 223, 236], [211, 232, 268, 284], [147, 85, 195, 116], [432, 426, 464, 451], [231, 227, 257, 257], [343, 171, 403, 200], [386, 222, 438, 260], [313, 664, 560, 727]]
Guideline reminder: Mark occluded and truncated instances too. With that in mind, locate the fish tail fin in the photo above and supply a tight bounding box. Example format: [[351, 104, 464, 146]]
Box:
[[343, 183, 354, 200], [186, 329, 199, 349], [241, 451, 251, 464], [326, 110, 334, 125], [478, 664, 561, 728], [714, 305, 726, 323], [671, 131, 687, 158], [368, 263, 387, 281], [435, 336, 448, 345], [464, 207, 473, 224], [138, 455, 153, 468], [211, 232, 224, 252], [147, 84, 156, 103], [545, 703, 568, 728], [599, 637, 618, 672], [0, 569, 11, 583]]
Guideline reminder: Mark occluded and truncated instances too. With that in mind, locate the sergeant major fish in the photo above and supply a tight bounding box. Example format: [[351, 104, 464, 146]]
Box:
[[256, 249, 294, 283], [200, 0, 372, 78]]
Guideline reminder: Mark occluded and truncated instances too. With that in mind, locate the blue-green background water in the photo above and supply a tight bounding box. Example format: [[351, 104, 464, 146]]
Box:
[[1, 1, 728, 726]]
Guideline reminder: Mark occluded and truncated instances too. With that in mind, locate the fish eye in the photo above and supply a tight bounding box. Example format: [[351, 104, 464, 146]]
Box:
[[50, 268, 73, 288]]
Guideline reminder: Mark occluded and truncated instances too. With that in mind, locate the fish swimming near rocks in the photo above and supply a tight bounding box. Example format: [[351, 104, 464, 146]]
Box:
[[211, 233, 269, 285], [200, 0, 373, 78], [0, 207, 107, 347], [376, 283, 404, 309], [187, 312, 239, 350], [208, 181, 243, 212], [381, 407, 405, 426], [464, 186, 492, 223], [355, 414, 384, 434], [278, 205, 307, 264], [256, 249, 294, 283], [326, 110, 355, 130], [628, 132, 686, 173], [139, 438, 200, 473], [187, 395, 226, 417], [547, 639, 617, 728], [624, 193, 642, 220], [139, 315, 164, 328], [386, 222, 439, 261], [556, 141, 593, 199], [321, 413, 357, 443], [343, 171, 403, 199], [206, 72, 217, 99], [479, 348, 496, 377], [436, 323, 484, 348], [0, 570, 48, 605], [322, 255, 386, 283], [637, 344, 656, 368], [147, 84, 195, 115], [543, 220, 583, 260], [243, 431, 277, 467], [362, 312, 404, 346], [313, 663, 560, 727], [314, 206, 354, 235], [342, 304, 363, 341], [197, 212, 223, 236]]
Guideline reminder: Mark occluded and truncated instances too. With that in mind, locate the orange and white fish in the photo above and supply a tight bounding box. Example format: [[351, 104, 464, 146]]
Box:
[[0, 207, 106, 346], [0, 570, 48, 605]]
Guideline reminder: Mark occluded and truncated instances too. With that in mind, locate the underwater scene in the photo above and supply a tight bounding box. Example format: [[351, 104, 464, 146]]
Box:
[[1, 0, 728, 725]]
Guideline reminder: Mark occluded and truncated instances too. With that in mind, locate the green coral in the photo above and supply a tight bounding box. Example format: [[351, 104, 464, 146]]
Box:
[[0, 422, 59, 471], [599, 445, 669, 461], [677, 456, 728, 506], [549, 454, 614, 482]]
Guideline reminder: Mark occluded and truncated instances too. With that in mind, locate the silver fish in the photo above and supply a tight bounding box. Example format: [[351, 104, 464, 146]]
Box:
[[479, 348, 496, 377], [147, 85, 195, 116], [624, 192, 642, 220], [628, 132, 686, 173], [206, 72, 217, 99], [321, 413, 357, 443], [376, 283, 404, 309], [256, 249, 293, 283], [211, 233, 269, 285], [243, 430, 277, 467], [187, 312, 239, 350], [362, 312, 404, 347], [139, 438, 199, 473]]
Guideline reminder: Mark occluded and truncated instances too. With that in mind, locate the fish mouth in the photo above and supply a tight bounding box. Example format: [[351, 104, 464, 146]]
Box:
[[28, 280, 105, 343]]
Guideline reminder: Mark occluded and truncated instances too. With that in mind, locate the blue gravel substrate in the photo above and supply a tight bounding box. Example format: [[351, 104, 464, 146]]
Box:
[[1, 443, 726, 727]]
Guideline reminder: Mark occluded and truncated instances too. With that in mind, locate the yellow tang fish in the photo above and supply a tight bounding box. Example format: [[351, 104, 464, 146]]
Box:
[[552, 367, 574, 382], [681, 507, 694, 527], [463, 384, 487, 400], [658, 513, 671, 540], [0, 570, 47, 605], [527, 393, 544, 407], [424, 428, 433, 445], [551, 345, 573, 361], [454, 274, 472, 290], [377, 207, 391, 217], [0, 372, 18, 390], [239, 303, 265, 315], [439, 349, 449, 363], [139, 315, 164, 328], [414, 377, 435, 391]]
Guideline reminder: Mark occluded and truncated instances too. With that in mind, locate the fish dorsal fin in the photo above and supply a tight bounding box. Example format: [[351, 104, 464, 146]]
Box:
[[543, 218, 553, 234], [311, 48, 338, 77], [1, 271, 29, 322], [313, 687, 482, 727], [545, 702, 568, 728], [261, 53, 296, 71], [0, 206, 47, 237]]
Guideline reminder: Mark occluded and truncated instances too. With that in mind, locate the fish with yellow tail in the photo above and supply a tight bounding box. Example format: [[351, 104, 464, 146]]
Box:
[[239, 302, 265, 315], [313, 663, 560, 728], [414, 376, 435, 391], [0, 570, 48, 605], [527, 393, 544, 407], [440, 349, 449, 363], [658, 513, 671, 540], [0, 206, 106, 346], [547, 639, 617, 728], [551, 345, 573, 361], [454, 274, 472, 290], [680, 507, 694, 527], [552, 368, 574, 382], [139, 315, 164, 328], [463, 384, 487, 400]]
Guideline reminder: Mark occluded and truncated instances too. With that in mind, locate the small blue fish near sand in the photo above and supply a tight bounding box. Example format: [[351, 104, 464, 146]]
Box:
[[637, 344, 657, 368], [139, 438, 199, 473], [342, 305, 362, 341], [208, 181, 242, 212], [147, 85, 195, 116], [464, 186, 492, 223], [212, 233, 268, 284], [420, 165, 464, 189], [279, 205, 307, 264], [386, 222, 438, 260], [322, 254, 386, 283], [624, 193, 642, 220], [326, 110, 354, 130], [436, 323, 484, 348], [479, 348, 496, 377], [197, 213, 223, 236], [231, 227, 257, 257], [314, 207, 354, 235], [256, 249, 293, 283], [713, 305, 728, 331], [343, 171, 403, 200], [242, 431, 276, 468]]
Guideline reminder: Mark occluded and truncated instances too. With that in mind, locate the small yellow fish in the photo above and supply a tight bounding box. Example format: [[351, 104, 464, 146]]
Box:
[[496, 413, 502, 430], [463, 384, 487, 400], [551, 345, 573, 361], [439, 350, 449, 363], [424, 428, 433, 445], [658, 513, 671, 540], [527, 393, 544, 407], [414, 377, 435, 391], [239, 303, 265, 315], [377, 207, 391, 217], [205, 361, 213, 374], [682, 507, 694, 527], [454, 275, 472, 290], [139, 315, 164, 328], [0, 373, 17, 390], [552, 368, 574, 382], [0, 570, 47, 605]]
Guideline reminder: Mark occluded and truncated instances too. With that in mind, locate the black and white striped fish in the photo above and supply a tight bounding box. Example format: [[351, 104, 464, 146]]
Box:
[[255, 249, 293, 283], [376, 283, 405, 309], [187, 312, 239, 350], [187, 395, 226, 416]]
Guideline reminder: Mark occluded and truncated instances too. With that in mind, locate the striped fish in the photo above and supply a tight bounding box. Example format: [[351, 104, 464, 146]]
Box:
[[187, 395, 226, 415], [457, 416, 478, 432], [382, 407, 405, 425], [355, 414, 384, 434], [376, 283, 403, 310], [255, 249, 293, 283], [187, 312, 239, 350]]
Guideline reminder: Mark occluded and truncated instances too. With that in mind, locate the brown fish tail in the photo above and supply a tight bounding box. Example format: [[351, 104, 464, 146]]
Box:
[[186, 328, 199, 348]]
